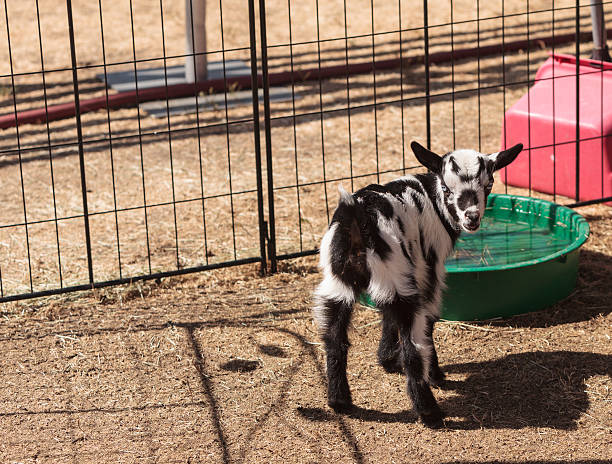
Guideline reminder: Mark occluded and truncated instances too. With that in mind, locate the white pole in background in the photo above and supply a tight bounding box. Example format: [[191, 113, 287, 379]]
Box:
[[185, 0, 207, 82], [590, 0, 611, 61]]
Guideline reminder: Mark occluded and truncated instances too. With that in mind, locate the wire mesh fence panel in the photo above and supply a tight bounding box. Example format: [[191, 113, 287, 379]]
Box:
[[259, 0, 612, 267], [0, 0, 610, 301], [0, 0, 268, 302]]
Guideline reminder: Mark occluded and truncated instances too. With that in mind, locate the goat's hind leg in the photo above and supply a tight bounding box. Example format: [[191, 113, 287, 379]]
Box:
[[377, 313, 403, 373], [317, 297, 354, 413], [388, 298, 444, 427]]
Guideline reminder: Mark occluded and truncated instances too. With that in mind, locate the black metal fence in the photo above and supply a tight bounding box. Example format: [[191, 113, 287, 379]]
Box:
[[0, 0, 610, 302]]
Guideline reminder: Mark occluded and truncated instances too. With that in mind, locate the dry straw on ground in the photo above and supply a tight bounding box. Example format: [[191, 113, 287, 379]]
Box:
[[0, 1, 611, 462]]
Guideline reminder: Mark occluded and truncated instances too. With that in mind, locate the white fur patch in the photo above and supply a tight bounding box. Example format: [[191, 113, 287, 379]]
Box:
[[411, 310, 433, 382], [338, 184, 354, 205]]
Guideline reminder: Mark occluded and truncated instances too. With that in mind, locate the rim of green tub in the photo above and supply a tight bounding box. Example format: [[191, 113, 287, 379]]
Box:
[[445, 193, 590, 274]]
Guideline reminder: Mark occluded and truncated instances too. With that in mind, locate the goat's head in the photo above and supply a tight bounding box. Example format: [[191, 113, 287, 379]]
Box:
[[410, 141, 523, 233]]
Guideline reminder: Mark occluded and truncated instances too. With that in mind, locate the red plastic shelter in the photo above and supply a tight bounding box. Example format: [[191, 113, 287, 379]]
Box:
[[501, 53, 612, 203]]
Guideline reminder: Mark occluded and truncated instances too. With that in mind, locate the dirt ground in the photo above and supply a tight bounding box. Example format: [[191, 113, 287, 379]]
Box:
[[0, 1, 611, 462], [0, 203, 610, 463]]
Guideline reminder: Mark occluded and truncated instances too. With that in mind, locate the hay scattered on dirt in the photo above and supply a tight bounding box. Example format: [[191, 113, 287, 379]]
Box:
[[0, 2, 611, 462]]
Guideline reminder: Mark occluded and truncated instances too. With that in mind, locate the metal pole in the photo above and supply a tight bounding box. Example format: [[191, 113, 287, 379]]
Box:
[[185, 0, 207, 82], [590, 0, 611, 61], [248, 0, 268, 274], [258, 0, 277, 273]]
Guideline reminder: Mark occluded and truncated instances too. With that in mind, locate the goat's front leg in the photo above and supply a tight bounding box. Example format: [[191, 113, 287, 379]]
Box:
[[386, 299, 444, 427], [425, 316, 445, 387], [319, 298, 354, 413]]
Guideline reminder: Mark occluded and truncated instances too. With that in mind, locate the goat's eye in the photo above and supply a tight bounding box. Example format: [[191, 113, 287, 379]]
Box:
[[440, 183, 449, 193]]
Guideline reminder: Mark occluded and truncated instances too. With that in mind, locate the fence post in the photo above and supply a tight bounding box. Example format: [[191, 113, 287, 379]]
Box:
[[248, 0, 269, 274], [66, 0, 94, 284], [258, 0, 277, 273]]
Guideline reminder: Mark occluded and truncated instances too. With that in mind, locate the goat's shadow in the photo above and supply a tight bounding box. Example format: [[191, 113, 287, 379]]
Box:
[[298, 350, 611, 431], [440, 350, 611, 430]]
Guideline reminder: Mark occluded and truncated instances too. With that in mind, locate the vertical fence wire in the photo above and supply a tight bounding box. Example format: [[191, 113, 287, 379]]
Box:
[[314, 0, 330, 225], [502, 0, 508, 194], [3, 0, 33, 292], [66, 0, 94, 285], [423, 0, 431, 149], [476, 0, 481, 152], [450, 0, 456, 150], [600, 2, 605, 201], [370, 0, 381, 183], [343, 0, 355, 190], [97, 0, 123, 279], [398, 0, 406, 173], [527, 0, 532, 197], [186, 0, 211, 266], [35, 0, 64, 287], [218, 0, 239, 261], [552, 0, 557, 203], [158, 0, 182, 270], [576, 0, 581, 202], [286, 0, 304, 252], [128, 0, 153, 274]]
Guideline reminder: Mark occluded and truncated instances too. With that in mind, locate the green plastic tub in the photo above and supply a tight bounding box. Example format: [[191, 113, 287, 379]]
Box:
[[360, 194, 590, 321]]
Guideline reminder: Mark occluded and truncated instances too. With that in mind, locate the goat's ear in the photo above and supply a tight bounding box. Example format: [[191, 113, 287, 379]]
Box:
[[489, 143, 523, 171], [410, 141, 443, 174]]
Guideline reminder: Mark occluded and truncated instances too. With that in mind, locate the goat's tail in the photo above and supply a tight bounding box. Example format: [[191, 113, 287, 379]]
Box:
[[332, 185, 369, 288]]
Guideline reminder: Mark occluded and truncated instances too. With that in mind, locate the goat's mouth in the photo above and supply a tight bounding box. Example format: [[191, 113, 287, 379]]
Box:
[[462, 222, 480, 233]]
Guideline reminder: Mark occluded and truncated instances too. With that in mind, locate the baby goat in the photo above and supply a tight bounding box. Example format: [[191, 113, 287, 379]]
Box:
[[313, 141, 522, 427]]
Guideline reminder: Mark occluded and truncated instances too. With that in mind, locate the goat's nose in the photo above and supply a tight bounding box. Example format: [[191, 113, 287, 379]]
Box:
[[465, 210, 480, 222]]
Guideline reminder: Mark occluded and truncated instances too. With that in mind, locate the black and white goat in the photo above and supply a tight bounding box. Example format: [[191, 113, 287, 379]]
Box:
[[313, 141, 523, 427]]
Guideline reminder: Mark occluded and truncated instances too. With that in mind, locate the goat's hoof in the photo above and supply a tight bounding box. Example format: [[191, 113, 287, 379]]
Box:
[[428, 368, 446, 387], [380, 358, 404, 374], [328, 398, 353, 414], [420, 407, 445, 429]]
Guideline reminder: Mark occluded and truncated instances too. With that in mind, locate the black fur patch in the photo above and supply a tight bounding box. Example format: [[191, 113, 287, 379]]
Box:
[[344, 187, 393, 262], [447, 203, 460, 223], [384, 179, 410, 201], [415, 173, 460, 245], [396, 217, 405, 235], [477, 157, 486, 178], [400, 241, 414, 266], [419, 227, 428, 260], [411, 191, 424, 213], [448, 156, 461, 174], [404, 179, 425, 195], [356, 187, 394, 220], [457, 189, 478, 211], [423, 246, 439, 303]]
